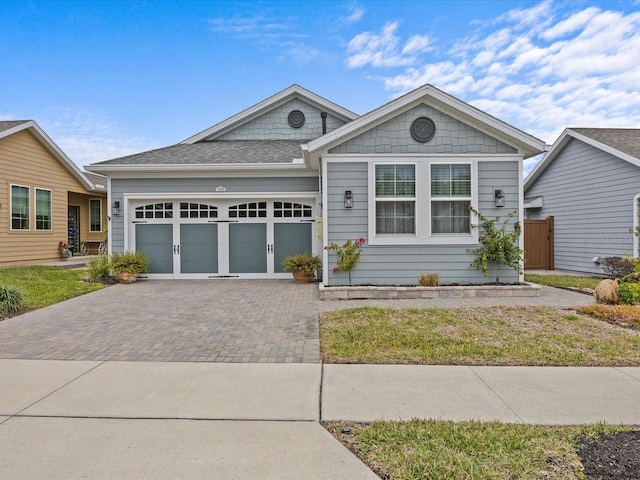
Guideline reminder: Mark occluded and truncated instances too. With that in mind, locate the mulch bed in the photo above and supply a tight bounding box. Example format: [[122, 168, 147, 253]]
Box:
[[579, 430, 640, 479]]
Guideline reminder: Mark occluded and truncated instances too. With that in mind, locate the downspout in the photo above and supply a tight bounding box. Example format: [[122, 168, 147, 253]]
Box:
[[634, 193, 640, 258]]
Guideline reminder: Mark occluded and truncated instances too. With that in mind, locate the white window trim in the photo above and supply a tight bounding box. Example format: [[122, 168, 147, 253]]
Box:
[[428, 161, 473, 237], [89, 198, 103, 233], [368, 158, 478, 245], [35, 188, 53, 231], [10, 184, 30, 231]]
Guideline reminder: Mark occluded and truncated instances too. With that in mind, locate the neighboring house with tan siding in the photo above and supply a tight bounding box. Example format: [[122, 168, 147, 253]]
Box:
[[0, 120, 107, 266]]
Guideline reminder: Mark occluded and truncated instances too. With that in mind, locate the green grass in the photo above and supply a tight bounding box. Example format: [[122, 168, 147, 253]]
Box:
[[525, 273, 601, 290], [325, 420, 629, 480], [0, 266, 105, 318], [320, 306, 640, 366]]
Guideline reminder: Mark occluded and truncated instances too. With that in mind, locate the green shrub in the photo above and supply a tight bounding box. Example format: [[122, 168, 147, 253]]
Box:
[[618, 282, 640, 305], [110, 251, 150, 274], [87, 255, 112, 283], [282, 253, 322, 273], [0, 285, 23, 315], [418, 273, 440, 286]]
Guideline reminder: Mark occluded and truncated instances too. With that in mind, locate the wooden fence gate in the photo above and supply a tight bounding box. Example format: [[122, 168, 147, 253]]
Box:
[[524, 216, 554, 270]]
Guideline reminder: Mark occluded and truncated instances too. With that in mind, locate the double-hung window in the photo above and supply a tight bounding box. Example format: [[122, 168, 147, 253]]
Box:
[[11, 185, 30, 230], [35, 188, 52, 231], [430, 163, 471, 234], [89, 199, 102, 232], [375, 164, 416, 234]]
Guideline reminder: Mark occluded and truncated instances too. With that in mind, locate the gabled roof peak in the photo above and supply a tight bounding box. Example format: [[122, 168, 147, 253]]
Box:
[[181, 84, 358, 144]]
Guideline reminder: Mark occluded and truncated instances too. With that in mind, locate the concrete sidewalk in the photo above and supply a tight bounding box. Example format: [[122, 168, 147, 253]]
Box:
[[1, 360, 639, 479]]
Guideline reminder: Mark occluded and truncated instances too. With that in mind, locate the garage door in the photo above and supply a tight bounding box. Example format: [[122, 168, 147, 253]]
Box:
[[132, 199, 317, 279]]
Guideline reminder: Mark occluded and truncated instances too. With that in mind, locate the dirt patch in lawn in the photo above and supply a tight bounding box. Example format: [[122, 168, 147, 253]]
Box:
[[579, 430, 640, 480]]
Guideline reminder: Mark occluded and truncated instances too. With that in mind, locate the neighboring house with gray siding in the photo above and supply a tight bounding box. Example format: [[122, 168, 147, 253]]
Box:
[[88, 84, 545, 285], [524, 128, 640, 276]]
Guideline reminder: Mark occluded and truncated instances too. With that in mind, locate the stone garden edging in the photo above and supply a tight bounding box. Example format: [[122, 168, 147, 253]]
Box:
[[319, 282, 541, 300]]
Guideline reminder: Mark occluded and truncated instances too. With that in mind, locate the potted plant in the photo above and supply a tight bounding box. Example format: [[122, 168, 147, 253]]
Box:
[[110, 251, 149, 284], [282, 253, 322, 283]]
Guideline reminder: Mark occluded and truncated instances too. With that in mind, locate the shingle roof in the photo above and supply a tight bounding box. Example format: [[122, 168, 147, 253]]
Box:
[[83, 172, 107, 189], [571, 128, 640, 160], [0, 120, 30, 134], [92, 140, 308, 166]]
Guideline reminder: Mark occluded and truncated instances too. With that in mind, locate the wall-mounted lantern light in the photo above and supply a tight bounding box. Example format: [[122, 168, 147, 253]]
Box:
[[112, 201, 120, 216], [344, 190, 353, 208], [494, 189, 505, 208]]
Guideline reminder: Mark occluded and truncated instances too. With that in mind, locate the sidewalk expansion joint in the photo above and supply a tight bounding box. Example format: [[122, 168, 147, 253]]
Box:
[[468, 366, 524, 423], [12, 361, 107, 420], [11, 415, 319, 423]]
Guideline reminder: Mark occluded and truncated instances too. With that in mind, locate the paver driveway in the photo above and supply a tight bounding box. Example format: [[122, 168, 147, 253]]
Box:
[[0, 280, 320, 363]]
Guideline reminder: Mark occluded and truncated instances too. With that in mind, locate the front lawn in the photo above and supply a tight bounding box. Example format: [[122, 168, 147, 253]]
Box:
[[524, 273, 601, 290], [320, 306, 640, 366], [0, 266, 104, 319], [325, 420, 632, 480]]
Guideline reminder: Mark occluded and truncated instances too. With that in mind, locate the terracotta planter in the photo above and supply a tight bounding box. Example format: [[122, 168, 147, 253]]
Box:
[[117, 272, 139, 284], [292, 271, 314, 284]]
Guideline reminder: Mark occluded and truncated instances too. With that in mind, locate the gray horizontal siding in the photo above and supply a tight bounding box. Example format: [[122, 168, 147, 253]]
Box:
[[526, 138, 640, 275], [216, 98, 347, 141], [325, 160, 521, 285], [329, 104, 517, 155]]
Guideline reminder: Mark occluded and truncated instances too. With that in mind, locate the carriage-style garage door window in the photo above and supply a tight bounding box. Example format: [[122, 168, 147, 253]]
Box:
[[375, 164, 416, 234], [430, 163, 471, 234]]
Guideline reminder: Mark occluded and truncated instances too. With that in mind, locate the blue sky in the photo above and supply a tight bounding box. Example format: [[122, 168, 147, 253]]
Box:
[[1, 0, 639, 175]]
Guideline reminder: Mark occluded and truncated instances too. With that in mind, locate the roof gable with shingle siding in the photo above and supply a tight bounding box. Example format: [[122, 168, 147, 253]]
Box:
[[328, 103, 517, 155]]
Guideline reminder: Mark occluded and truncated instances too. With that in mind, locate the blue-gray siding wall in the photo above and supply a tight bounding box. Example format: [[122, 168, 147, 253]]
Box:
[[110, 176, 318, 253], [215, 99, 347, 141], [325, 161, 520, 285], [329, 104, 517, 155], [526, 138, 640, 275]]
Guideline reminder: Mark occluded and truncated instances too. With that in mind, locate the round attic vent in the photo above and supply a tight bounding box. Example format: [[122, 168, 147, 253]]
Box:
[[410, 116, 436, 143], [288, 110, 305, 128]]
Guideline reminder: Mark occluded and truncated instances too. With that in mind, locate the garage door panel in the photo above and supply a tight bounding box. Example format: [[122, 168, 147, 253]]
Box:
[[136, 224, 173, 274], [274, 223, 313, 273], [229, 223, 267, 274], [181, 224, 218, 274]]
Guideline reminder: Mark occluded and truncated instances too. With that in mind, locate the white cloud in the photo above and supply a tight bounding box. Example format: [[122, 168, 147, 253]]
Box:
[[346, 22, 431, 68], [344, 4, 365, 24], [360, 0, 640, 162], [39, 108, 154, 168]]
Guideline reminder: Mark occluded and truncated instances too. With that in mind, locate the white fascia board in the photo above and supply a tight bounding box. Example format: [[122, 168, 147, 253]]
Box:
[[567, 129, 640, 169], [524, 128, 640, 191], [5, 120, 96, 191], [524, 129, 572, 191], [322, 153, 524, 162], [86, 163, 317, 178], [307, 84, 545, 160], [181, 85, 358, 144], [0, 120, 33, 140]]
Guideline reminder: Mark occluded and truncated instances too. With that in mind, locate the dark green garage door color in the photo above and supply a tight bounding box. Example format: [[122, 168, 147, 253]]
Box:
[[274, 223, 313, 273], [136, 224, 173, 274], [180, 224, 218, 274], [229, 223, 267, 274]]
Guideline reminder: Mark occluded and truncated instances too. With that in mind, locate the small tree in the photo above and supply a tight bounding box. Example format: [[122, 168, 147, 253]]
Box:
[[325, 238, 365, 285], [469, 207, 523, 283]]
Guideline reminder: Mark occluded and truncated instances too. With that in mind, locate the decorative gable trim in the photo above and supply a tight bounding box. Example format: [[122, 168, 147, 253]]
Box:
[[181, 84, 358, 144], [524, 128, 640, 190], [0, 120, 102, 192], [303, 84, 547, 169]]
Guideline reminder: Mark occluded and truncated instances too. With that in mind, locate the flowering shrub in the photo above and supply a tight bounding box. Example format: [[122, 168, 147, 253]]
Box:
[[325, 237, 365, 285], [469, 207, 523, 283]]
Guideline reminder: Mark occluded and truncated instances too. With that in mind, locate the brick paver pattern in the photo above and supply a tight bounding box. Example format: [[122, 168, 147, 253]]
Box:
[[0, 278, 590, 364], [0, 280, 320, 363]]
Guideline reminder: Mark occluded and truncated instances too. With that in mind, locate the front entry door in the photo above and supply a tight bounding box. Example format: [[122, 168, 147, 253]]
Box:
[[130, 198, 316, 279]]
